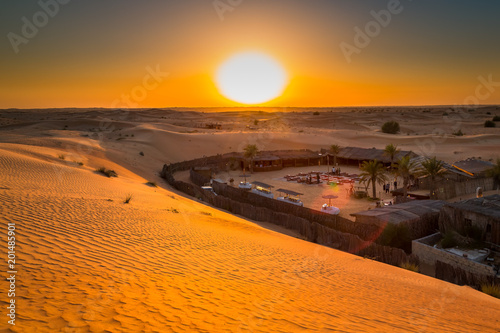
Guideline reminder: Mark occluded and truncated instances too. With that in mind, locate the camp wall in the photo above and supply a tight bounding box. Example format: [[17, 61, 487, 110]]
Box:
[[161, 155, 231, 175], [190, 168, 211, 187], [435, 261, 499, 288], [211, 192, 416, 267], [160, 164, 417, 268], [210, 180, 382, 241], [160, 149, 326, 177], [419, 177, 494, 200]]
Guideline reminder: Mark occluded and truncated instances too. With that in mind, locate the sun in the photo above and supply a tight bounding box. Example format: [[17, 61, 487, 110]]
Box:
[[216, 51, 288, 105]]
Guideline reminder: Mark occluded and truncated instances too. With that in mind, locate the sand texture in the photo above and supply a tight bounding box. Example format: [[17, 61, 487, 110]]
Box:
[[0, 108, 499, 332]]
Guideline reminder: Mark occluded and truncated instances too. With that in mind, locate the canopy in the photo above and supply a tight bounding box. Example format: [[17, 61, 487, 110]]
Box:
[[252, 181, 274, 188], [322, 194, 338, 205], [276, 189, 304, 197]]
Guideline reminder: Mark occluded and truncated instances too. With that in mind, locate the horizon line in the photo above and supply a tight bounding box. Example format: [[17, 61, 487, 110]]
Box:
[[1, 104, 499, 111]]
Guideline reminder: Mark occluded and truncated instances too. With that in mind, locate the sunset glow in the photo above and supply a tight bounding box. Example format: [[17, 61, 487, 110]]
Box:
[[1, 2, 499, 108], [216, 52, 288, 104]]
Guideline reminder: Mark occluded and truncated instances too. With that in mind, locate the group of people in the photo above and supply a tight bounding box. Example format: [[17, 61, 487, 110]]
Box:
[[331, 166, 341, 175], [383, 180, 398, 194]]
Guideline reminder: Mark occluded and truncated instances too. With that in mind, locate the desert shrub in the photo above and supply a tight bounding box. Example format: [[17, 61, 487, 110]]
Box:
[[146, 181, 157, 187], [76, 161, 84, 166], [139, 151, 145, 156], [443, 112, 448, 116], [124, 194, 133, 204], [485, 120, 496, 128], [452, 129, 464, 136], [492, 116, 500, 121], [481, 284, 500, 299], [441, 230, 457, 248], [313, 111, 320, 115], [254, 120, 259, 126], [96, 167, 118, 178], [200, 211, 212, 216], [378, 224, 411, 252], [58, 154, 66, 160], [381, 121, 400, 134], [400, 262, 419, 272]]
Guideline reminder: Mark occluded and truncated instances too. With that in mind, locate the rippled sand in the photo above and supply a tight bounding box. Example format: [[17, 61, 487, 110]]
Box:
[[0, 109, 499, 332]]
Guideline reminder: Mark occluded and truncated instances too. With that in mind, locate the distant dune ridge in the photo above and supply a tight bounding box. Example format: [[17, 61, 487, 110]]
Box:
[[0, 108, 499, 332]]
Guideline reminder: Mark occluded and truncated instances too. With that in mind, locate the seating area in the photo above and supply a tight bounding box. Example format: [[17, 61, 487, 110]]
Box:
[[251, 181, 275, 199], [276, 189, 304, 207], [284, 171, 360, 186]]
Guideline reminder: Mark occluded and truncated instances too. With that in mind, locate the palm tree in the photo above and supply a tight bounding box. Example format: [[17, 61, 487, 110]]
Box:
[[486, 158, 500, 190], [330, 144, 341, 167], [243, 144, 259, 173], [360, 159, 388, 199], [384, 143, 400, 171], [395, 156, 418, 198], [418, 156, 446, 199]]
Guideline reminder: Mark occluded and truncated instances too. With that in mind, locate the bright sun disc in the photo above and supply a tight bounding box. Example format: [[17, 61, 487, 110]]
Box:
[[216, 52, 288, 104]]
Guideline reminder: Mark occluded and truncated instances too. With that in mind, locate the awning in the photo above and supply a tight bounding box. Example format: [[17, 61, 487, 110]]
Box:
[[276, 189, 304, 196], [252, 181, 274, 188]]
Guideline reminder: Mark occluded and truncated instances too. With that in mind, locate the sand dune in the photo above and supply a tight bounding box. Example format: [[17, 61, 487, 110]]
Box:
[[1, 108, 500, 331]]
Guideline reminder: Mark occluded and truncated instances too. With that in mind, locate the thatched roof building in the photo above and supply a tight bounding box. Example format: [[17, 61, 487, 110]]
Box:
[[451, 159, 494, 177], [351, 200, 446, 239], [334, 147, 415, 166], [242, 149, 322, 171]]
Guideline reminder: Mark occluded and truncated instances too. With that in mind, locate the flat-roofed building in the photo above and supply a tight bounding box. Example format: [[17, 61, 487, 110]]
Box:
[[439, 194, 500, 245]]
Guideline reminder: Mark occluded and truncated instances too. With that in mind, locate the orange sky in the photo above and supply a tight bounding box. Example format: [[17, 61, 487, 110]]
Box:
[[1, 1, 500, 108]]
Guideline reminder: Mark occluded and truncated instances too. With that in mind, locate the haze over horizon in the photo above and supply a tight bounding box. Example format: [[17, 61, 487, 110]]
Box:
[[1, 0, 500, 108]]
